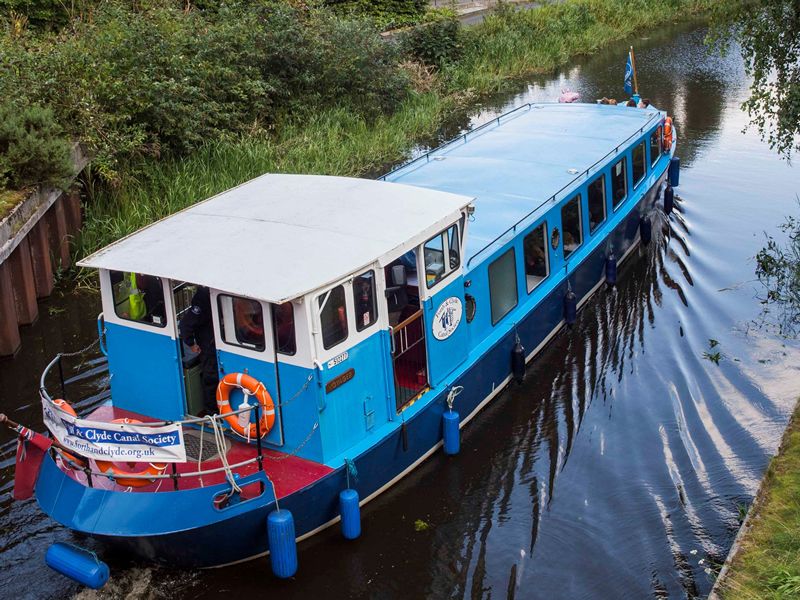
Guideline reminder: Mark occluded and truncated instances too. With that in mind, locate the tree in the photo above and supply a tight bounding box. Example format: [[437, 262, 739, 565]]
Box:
[[755, 209, 800, 337], [711, 0, 800, 159]]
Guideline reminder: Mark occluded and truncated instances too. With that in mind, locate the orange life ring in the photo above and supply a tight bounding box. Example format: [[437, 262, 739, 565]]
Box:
[[216, 373, 275, 439], [663, 116, 673, 151], [50, 399, 88, 468], [95, 418, 167, 488]]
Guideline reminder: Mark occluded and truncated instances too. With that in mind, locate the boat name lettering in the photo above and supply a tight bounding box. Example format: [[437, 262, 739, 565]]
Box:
[[327, 351, 349, 369], [432, 297, 463, 340], [325, 368, 356, 393]]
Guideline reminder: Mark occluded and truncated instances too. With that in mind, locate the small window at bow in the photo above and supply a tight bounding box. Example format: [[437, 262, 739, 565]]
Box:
[[489, 248, 518, 325], [612, 158, 627, 209], [650, 127, 662, 167], [424, 223, 460, 288], [218, 295, 265, 351], [353, 270, 378, 331], [272, 302, 296, 355], [110, 270, 166, 328], [561, 195, 583, 259], [632, 141, 647, 188], [319, 285, 348, 350], [588, 175, 606, 233], [523, 223, 548, 292]]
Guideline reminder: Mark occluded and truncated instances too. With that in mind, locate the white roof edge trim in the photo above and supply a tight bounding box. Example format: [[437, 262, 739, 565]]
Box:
[[77, 174, 474, 304]]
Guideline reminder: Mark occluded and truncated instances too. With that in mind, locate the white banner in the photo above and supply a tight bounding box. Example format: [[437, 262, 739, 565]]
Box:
[[43, 401, 186, 463]]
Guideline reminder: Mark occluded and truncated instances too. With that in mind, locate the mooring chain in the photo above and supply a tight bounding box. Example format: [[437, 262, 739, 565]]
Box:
[[274, 373, 314, 409], [265, 422, 319, 461]]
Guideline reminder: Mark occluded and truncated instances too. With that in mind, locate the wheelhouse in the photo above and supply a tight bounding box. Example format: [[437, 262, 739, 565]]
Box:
[[80, 175, 474, 466]]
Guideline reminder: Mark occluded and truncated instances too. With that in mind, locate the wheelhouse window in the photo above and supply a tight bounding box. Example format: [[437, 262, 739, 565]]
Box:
[[272, 302, 296, 355], [523, 223, 548, 292], [424, 223, 460, 288], [587, 175, 606, 233], [110, 270, 166, 327], [319, 285, 348, 350], [632, 141, 647, 188], [489, 248, 518, 325], [650, 127, 662, 167], [612, 158, 627, 209], [217, 295, 265, 351], [561, 195, 582, 259], [353, 270, 378, 331]]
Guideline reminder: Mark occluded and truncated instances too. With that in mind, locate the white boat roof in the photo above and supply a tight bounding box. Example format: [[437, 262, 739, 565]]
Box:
[[79, 174, 473, 303]]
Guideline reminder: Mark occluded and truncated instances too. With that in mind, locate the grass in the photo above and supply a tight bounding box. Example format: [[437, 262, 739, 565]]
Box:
[[0, 189, 26, 221], [75, 0, 721, 269], [717, 403, 800, 600]]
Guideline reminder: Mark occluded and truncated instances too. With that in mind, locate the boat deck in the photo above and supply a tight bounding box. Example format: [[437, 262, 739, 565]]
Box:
[[59, 405, 334, 498]]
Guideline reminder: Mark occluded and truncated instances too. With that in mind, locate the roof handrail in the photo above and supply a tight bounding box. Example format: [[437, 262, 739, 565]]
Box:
[[464, 110, 663, 269]]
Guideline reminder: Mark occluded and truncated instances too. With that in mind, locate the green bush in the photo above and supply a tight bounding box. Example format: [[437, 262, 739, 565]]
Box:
[[399, 13, 463, 69], [0, 2, 411, 182], [0, 103, 73, 189]]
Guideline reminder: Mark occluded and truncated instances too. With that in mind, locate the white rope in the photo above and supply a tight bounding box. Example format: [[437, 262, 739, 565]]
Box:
[[197, 422, 205, 488], [204, 414, 241, 495]]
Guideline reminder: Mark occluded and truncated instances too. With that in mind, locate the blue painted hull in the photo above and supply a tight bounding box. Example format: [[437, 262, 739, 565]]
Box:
[[36, 171, 666, 569]]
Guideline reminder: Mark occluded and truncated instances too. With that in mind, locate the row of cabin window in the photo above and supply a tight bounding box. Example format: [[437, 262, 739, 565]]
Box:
[[320, 222, 461, 350], [488, 127, 663, 325], [109, 271, 297, 355]]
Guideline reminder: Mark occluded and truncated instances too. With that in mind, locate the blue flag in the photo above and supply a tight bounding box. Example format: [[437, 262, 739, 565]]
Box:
[[624, 52, 633, 95]]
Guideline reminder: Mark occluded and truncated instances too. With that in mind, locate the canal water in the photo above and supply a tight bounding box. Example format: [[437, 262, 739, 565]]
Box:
[[1, 20, 798, 600]]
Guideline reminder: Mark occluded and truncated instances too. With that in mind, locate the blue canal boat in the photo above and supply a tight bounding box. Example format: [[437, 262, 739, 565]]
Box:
[[34, 102, 677, 569]]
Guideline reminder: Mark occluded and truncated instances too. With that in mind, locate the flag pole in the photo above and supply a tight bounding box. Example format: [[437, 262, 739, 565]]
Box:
[[630, 46, 639, 96]]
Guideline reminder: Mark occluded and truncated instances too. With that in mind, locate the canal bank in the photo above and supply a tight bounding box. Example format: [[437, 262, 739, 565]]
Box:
[[710, 400, 800, 599]]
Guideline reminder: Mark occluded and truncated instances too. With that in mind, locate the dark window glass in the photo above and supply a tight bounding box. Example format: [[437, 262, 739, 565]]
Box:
[[612, 158, 627, 209], [319, 285, 348, 350], [272, 302, 296, 355], [424, 223, 460, 288], [489, 248, 518, 325], [561, 195, 582, 259], [110, 270, 166, 328], [353, 270, 378, 331], [523, 223, 548, 292], [588, 175, 606, 233], [465, 293, 476, 323], [632, 141, 647, 187], [218, 295, 265, 351], [650, 127, 662, 167]]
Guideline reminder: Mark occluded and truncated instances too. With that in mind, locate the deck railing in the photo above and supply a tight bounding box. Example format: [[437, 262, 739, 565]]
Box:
[[391, 310, 428, 411]]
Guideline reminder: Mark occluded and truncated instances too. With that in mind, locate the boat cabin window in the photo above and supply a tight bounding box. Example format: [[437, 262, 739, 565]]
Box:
[[612, 158, 627, 209], [489, 248, 518, 325], [319, 285, 348, 349], [272, 302, 296, 355], [561, 195, 582, 259], [109, 270, 166, 328], [588, 175, 606, 233], [424, 223, 460, 288], [632, 141, 647, 188], [650, 127, 662, 167], [524, 223, 548, 292], [217, 294, 265, 351], [353, 270, 378, 332]]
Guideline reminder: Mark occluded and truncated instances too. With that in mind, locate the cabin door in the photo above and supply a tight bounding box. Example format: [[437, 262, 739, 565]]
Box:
[[419, 222, 468, 388], [384, 252, 429, 411]]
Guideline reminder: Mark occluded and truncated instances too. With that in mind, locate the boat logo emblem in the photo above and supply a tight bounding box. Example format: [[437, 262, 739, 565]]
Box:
[[432, 296, 463, 341]]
